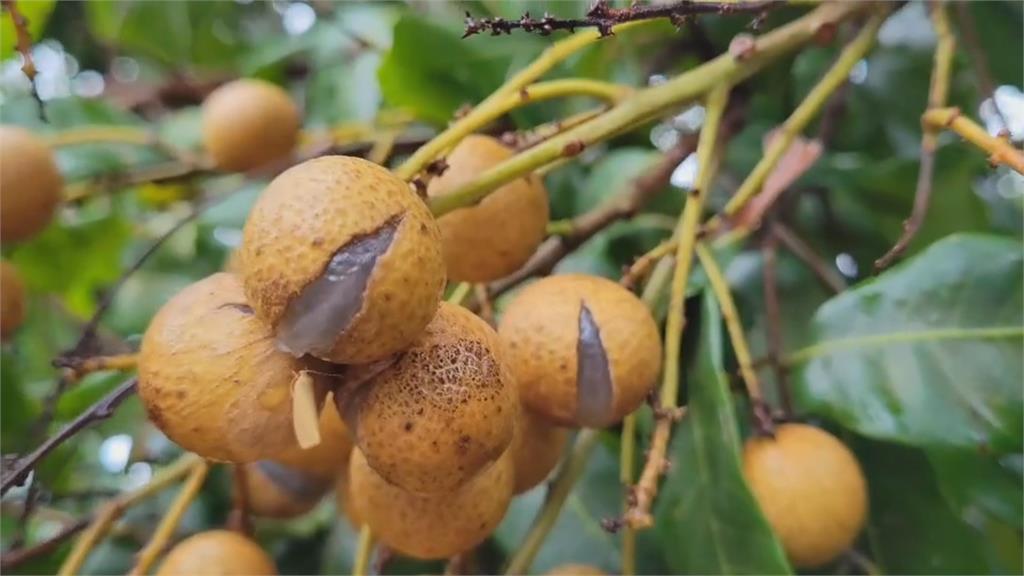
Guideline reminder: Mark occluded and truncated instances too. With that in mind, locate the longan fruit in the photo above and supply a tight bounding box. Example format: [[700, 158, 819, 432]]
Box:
[[743, 423, 868, 568], [545, 565, 608, 576], [0, 125, 62, 243], [426, 134, 549, 282], [138, 272, 326, 463], [511, 407, 568, 494], [348, 446, 514, 560], [1, 261, 26, 341], [202, 79, 300, 171], [340, 301, 515, 494], [241, 156, 445, 364], [242, 404, 353, 518], [156, 530, 276, 575], [498, 274, 662, 427]]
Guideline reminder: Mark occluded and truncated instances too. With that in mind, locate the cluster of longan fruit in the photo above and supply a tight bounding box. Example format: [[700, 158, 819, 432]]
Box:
[[1, 77, 869, 574]]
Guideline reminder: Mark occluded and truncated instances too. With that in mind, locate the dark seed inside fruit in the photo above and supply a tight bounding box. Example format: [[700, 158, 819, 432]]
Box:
[[256, 460, 329, 501], [575, 303, 614, 427], [277, 216, 402, 357]]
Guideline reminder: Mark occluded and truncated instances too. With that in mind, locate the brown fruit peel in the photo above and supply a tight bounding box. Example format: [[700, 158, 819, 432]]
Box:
[[276, 215, 403, 358], [255, 460, 330, 501], [292, 371, 322, 449], [575, 303, 615, 427]]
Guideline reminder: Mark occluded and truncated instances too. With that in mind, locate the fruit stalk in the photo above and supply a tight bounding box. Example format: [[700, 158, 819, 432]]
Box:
[[353, 525, 375, 576], [57, 453, 203, 576], [129, 459, 211, 575], [427, 1, 870, 218], [922, 107, 1024, 174]]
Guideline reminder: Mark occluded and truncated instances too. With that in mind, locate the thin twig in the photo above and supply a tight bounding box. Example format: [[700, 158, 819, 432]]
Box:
[[227, 465, 253, 535], [1, 0, 45, 119], [923, 108, 1024, 173], [353, 525, 375, 576], [625, 83, 731, 531], [760, 230, 792, 416], [129, 460, 211, 575], [463, 0, 780, 38], [56, 454, 202, 576], [2, 378, 138, 496], [474, 284, 495, 326], [770, 221, 845, 294], [52, 353, 138, 380], [875, 2, 955, 272], [695, 243, 773, 433]]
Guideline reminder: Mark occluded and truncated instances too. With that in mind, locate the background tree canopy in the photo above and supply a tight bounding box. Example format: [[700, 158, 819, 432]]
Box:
[[0, 1, 1021, 575]]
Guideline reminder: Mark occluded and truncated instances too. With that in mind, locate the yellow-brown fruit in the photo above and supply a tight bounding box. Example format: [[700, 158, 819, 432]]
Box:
[[0, 126, 62, 243], [743, 423, 868, 568], [340, 301, 515, 494], [544, 565, 608, 576], [223, 249, 244, 274], [240, 155, 445, 364], [511, 407, 568, 494], [498, 274, 662, 427], [155, 530, 276, 576], [334, 463, 362, 528], [243, 404, 353, 518], [1, 261, 26, 341], [201, 79, 300, 172], [348, 447, 513, 560], [426, 135, 549, 282], [139, 273, 325, 463]]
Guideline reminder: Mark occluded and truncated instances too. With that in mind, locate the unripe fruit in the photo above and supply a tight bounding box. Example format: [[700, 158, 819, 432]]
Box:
[[139, 273, 325, 463], [427, 135, 549, 282], [202, 79, 300, 171], [511, 408, 568, 494], [241, 156, 445, 364], [243, 404, 353, 518], [545, 565, 608, 576], [0, 125, 62, 243], [348, 447, 514, 560], [340, 302, 515, 494], [1, 261, 26, 341], [742, 423, 868, 568], [498, 274, 662, 427], [156, 530, 276, 575]]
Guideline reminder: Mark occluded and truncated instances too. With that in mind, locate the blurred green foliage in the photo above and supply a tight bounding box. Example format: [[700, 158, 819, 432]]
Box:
[[0, 1, 1021, 575]]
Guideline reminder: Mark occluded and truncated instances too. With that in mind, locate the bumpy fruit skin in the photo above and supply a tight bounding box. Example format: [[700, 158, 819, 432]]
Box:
[[743, 423, 868, 568], [427, 135, 549, 282], [201, 79, 300, 171], [139, 273, 324, 463], [498, 274, 662, 426], [1, 261, 26, 341], [241, 155, 445, 364], [349, 447, 514, 560], [342, 302, 515, 494], [545, 565, 608, 575], [511, 407, 568, 494], [0, 126, 62, 243], [155, 530, 276, 575], [243, 404, 353, 518]]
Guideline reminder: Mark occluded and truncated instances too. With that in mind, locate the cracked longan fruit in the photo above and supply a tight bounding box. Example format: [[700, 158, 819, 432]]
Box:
[[511, 407, 568, 494], [545, 565, 608, 576], [340, 301, 516, 494], [743, 423, 868, 568], [498, 274, 661, 427], [426, 134, 549, 282], [241, 155, 445, 364], [242, 404, 353, 518], [1, 261, 26, 341], [0, 126, 62, 243], [139, 273, 326, 463], [202, 79, 300, 171], [349, 446, 514, 560], [156, 530, 276, 576]]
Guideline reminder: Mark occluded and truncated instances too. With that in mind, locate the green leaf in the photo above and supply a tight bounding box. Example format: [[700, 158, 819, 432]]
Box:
[[654, 291, 792, 575], [378, 15, 509, 125], [860, 439, 994, 574], [0, 0, 55, 60], [928, 449, 1023, 530], [575, 148, 662, 216], [792, 234, 1024, 452]]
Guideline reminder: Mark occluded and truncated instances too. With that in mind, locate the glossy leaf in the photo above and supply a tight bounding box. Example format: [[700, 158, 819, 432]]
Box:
[[793, 234, 1023, 452], [654, 292, 792, 575]]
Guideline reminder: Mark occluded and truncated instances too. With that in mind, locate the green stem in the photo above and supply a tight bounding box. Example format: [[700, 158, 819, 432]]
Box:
[[428, 1, 869, 218], [353, 525, 375, 576]]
